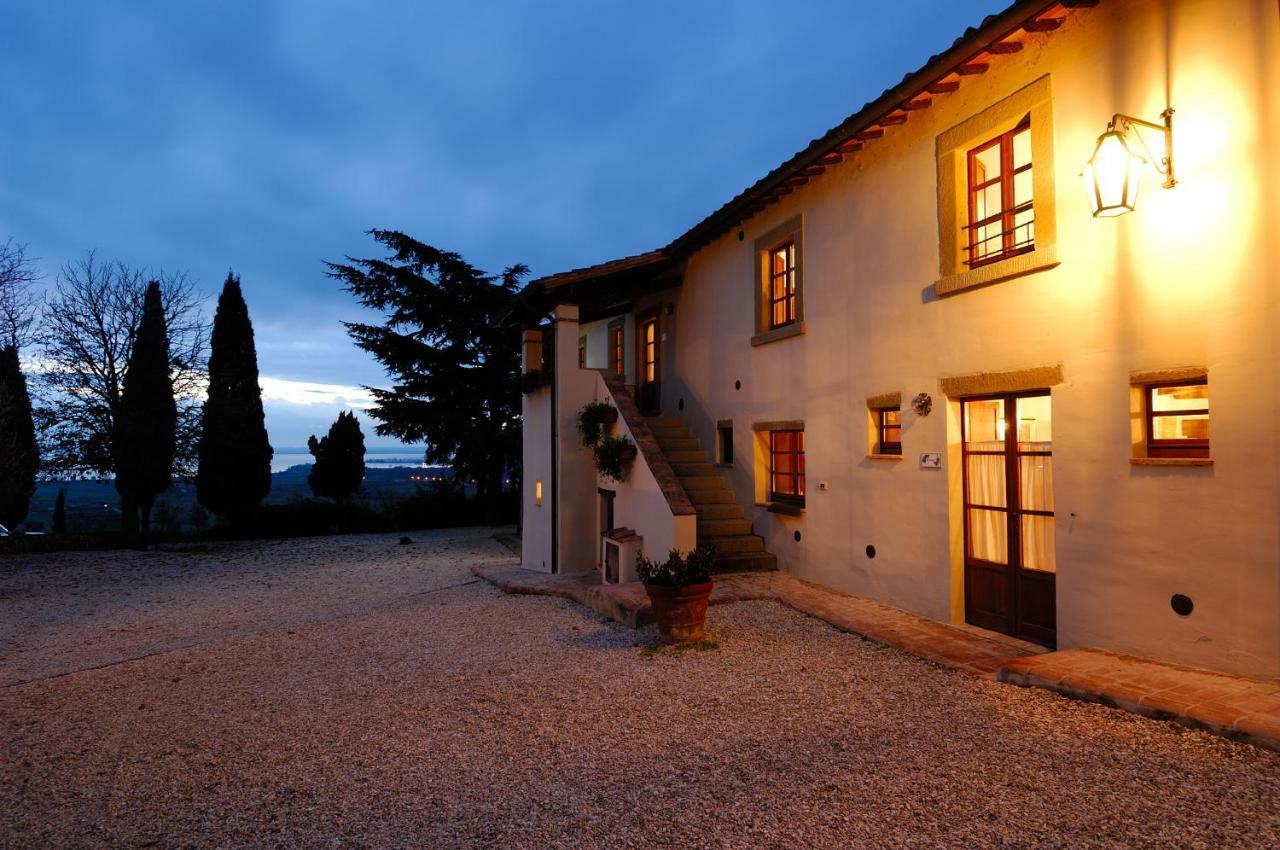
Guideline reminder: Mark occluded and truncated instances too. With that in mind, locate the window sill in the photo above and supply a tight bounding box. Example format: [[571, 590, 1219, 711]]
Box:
[[935, 243, 1059, 297], [750, 321, 807, 347], [866, 453, 903, 461], [1130, 457, 1214, 467], [762, 501, 804, 516]]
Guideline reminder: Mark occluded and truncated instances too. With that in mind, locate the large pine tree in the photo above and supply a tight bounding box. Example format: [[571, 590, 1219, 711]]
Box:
[[0, 345, 39, 530], [196, 273, 272, 518], [114, 281, 177, 544], [327, 231, 524, 521], [307, 411, 365, 502]]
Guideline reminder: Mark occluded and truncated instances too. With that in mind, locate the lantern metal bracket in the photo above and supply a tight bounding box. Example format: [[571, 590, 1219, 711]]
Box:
[[1109, 109, 1176, 189]]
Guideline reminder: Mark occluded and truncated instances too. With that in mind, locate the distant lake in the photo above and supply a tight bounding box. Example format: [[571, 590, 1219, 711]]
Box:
[[271, 446, 428, 473]]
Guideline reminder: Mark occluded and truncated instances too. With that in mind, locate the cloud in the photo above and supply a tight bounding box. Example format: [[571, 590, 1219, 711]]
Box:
[[259, 376, 375, 409]]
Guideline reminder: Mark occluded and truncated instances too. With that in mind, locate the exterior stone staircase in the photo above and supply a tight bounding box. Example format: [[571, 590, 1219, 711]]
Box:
[[645, 416, 777, 573]]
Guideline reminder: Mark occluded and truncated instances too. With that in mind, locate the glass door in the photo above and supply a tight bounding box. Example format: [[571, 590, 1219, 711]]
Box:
[[962, 392, 1056, 646], [636, 309, 660, 415]]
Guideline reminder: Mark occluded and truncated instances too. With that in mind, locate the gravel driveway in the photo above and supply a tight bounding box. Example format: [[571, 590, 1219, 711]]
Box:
[[2, 528, 1278, 849]]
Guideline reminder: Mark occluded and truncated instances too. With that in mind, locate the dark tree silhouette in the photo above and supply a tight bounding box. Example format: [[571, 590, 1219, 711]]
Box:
[[0, 345, 39, 530], [0, 239, 40, 352], [307, 411, 365, 501], [114, 282, 177, 545], [196, 273, 273, 518], [35, 252, 207, 479], [327, 231, 524, 520], [52, 488, 67, 535]]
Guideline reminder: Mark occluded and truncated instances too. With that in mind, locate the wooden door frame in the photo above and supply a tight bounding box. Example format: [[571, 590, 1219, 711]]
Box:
[[961, 390, 1056, 646], [636, 307, 660, 415]]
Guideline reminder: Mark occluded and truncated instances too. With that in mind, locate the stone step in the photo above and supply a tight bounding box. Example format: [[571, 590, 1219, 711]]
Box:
[[698, 518, 753, 538], [645, 416, 686, 430], [656, 437, 701, 452], [649, 424, 693, 440], [706, 534, 765, 555], [678, 475, 729, 492], [687, 488, 735, 505], [671, 462, 716, 477], [665, 449, 709, 465], [713, 551, 778, 574], [695, 503, 747, 520]]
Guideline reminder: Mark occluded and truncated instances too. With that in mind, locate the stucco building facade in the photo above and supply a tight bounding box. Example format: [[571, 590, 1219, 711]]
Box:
[[508, 0, 1280, 679]]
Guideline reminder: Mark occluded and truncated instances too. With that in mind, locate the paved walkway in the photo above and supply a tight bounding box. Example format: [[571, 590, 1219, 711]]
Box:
[[1000, 649, 1280, 752], [474, 565, 1280, 752], [472, 564, 1043, 676]]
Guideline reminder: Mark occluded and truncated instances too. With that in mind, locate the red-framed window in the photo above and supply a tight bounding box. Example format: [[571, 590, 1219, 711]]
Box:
[[610, 326, 624, 375], [1146, 380, 1209, 458], [967, 117, 1034, 268], [769, 430, 805, 504], [768, 240, 797, 329], [878, 407, 902, 455]]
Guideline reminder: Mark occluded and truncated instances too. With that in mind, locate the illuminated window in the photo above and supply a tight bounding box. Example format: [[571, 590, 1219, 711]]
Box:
[[769, 430, 805, 504], [610, 325, 624, 375], [1147, 380, 1209, 458], [967, 117, 1033, 268], [641, 319, 656, 383], [768, 241, 797, 329], [535, 479, 543, 506], [877, 407, 902, 455]]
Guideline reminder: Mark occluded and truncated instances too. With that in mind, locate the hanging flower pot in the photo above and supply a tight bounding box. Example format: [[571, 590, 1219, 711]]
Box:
[[593, 435, 636, 482]]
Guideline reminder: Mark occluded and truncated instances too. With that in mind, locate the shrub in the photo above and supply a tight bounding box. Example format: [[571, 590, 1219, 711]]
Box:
[[636, 545, 716, 587]]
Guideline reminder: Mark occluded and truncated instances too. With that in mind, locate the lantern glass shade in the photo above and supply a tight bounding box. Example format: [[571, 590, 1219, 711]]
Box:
[[1083, 129, 1144, 217]]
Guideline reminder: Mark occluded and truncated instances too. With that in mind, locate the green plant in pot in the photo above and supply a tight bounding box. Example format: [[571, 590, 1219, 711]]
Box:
[[637, 546, 717, 643], [593, 435, 636, 483], [577, 400, 618, 446]]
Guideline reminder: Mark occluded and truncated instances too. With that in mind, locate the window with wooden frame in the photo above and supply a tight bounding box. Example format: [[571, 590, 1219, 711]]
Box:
[[877, 407, 902, 455], [768, 240, 797, 329], [578, 336, 587, 369], [966, 117, 1034, 268], [769, 430, 805, 504], [1146, 379, 1209, 458], [609, 324, 624, 375]]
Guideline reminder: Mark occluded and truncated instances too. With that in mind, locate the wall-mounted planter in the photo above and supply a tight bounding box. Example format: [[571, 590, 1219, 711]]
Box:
[[594, 435, 636, 482], [520, 369, 551, 394]]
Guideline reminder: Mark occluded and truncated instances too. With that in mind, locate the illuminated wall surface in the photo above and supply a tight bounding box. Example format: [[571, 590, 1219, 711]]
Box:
[[556, 0, 1280, 678]]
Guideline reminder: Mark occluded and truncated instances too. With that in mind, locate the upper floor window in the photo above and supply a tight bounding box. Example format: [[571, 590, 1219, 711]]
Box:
[[578, 336, 587, 369], [877, 407, 902, 455], [1147, 380, 1209, 458], [769, 429, 805, 505], [752, 216, 805, 346], [610, 325, 624, 375], [967, 117, 1033, 268], [769, 241, 797, 329]]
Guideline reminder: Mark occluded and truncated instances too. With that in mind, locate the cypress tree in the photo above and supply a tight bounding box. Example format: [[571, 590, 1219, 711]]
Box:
[[307, 411, 365, 501], [196, 273, 273, 519], [0, 345, 39, 530], [114, 281, 176, 545], [52, 488, 67, 535]]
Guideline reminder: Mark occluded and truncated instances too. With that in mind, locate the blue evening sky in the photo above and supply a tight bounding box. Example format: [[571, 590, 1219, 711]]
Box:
[[1, 1, 1007, 448]]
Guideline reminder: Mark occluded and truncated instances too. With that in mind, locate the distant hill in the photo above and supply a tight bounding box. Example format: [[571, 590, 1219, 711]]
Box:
[[23, 457, 457, 536]]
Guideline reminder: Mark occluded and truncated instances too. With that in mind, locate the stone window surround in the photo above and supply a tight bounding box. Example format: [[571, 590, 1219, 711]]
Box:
[[935, 74, 1058, 297], [1128, 366, 1213, 467], [751, 420, 805, 514], [751, 215, 807, 346], [866, 391, 904, 460]]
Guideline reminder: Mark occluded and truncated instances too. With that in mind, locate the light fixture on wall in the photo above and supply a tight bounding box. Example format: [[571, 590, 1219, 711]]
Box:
[[1082, 108, 1176, 217]]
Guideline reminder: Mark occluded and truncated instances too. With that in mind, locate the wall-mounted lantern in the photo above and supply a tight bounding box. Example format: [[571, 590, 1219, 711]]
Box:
[[1082, 108, 1176, 217]]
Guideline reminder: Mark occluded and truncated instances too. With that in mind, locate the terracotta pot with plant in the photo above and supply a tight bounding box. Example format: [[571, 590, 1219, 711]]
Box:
[[637, 546, 717, 643]]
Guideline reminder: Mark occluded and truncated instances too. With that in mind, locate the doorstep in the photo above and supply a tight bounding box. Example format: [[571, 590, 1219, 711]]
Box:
[[998, 648, 1280, 753], [472, 564, 1042, 675]]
